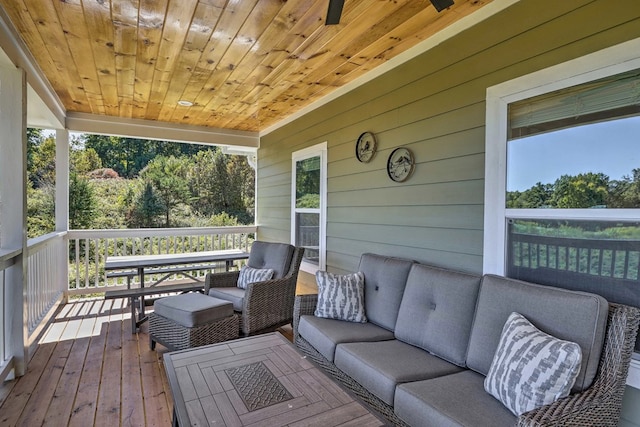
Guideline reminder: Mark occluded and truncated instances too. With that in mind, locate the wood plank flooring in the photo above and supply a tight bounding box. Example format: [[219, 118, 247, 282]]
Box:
[[0, 297, 173, 427], [0, 280, 311, 427]]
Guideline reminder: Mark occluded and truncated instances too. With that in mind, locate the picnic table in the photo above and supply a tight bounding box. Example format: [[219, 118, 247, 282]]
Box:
[[104, 249, 249, 332]]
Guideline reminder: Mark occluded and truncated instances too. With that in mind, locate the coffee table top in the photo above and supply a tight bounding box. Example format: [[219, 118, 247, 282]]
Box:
[[163, 332, 385, 426]]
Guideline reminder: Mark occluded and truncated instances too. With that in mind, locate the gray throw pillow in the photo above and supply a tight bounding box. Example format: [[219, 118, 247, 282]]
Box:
[[315, 271, 367, 323], [236, 265, 274, 289], [484, 312, 582, 416]]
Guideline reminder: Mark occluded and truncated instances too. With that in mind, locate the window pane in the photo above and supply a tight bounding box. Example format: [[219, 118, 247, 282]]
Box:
[[507, 218, 640, 350], [296, 212, 319, 265], [506, 116, 640, 208], [295, 156, 320, 209]]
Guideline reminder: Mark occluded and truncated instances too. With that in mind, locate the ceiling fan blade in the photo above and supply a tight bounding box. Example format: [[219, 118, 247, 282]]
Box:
[[325, 0, 345, 25], [430, 0, 454, 12]]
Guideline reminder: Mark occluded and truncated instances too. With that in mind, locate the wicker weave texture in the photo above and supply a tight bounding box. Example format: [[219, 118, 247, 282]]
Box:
[[149, 312, 239, 351], [296, 334, 409, 426], [294, 299, 640, 427], [517, 303, 640, 427], [205, 246, 305, 336]]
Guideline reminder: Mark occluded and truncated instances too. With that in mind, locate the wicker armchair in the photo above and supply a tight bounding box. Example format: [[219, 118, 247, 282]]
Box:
[[205, 241, 304, 336]]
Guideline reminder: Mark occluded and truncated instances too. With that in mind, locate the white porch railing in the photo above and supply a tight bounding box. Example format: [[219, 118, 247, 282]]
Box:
[[67, 226, 256, 295], [2, 226, 256, 380], [0, 247, 21, 382], [26, 232, 67, 345]]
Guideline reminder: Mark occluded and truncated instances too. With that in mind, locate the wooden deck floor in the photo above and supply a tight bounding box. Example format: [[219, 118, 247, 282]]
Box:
[[0, 277, 314, 427], [0, 297, 174, 427]]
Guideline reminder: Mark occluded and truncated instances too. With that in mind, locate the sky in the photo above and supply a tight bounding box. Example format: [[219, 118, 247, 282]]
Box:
[[507, 116, 640, 191]]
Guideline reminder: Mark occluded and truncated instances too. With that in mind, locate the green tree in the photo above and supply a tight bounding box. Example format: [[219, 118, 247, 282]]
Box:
[[28, 132, 56, 188], [26, 128, 56, 237], [69, 173, 97, 229], [26, 183, 55, 238], [83, 134, 215, 178], [71, 145, 102, 175], [506, 182, 553, 208], [187, 150, 255, 223], [551, 173, 609, 208], [608, 168, 640, 208], [126, 182, 165, 228], [227, 155, 255, 223], [140, 155, 191, 227]]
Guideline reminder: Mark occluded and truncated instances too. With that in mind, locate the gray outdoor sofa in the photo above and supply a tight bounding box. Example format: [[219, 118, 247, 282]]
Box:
[[293, 253, 640, 427]]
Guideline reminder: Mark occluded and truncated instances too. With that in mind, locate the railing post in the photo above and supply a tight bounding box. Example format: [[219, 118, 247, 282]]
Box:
[[0, 63, 27, 377], [56, 129, 70, 303]]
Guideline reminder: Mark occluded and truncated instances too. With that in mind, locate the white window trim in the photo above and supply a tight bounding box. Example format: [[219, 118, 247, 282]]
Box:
[[291, 142, 327, 274], [483, 38, 640, 389]]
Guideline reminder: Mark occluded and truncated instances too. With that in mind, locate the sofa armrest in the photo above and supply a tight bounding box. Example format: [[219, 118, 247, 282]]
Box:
[[293, 294, 318, 341], [204, 271, 240, 294], [517, 303, 640, 427]]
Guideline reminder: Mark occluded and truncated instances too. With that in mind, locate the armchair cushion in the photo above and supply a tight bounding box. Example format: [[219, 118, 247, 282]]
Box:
[[208, 287, 245, 311], [237, 265, 274, 289], [247, 241, 294, 279], [315, 271, 366, 323]]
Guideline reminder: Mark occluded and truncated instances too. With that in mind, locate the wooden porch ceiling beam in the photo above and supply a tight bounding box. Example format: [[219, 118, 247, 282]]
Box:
[[66, 111, 259, 148]]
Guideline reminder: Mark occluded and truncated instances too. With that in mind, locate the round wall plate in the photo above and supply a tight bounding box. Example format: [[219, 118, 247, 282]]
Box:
[[355, 131, 377, 163], [387, 147, 415, 182]]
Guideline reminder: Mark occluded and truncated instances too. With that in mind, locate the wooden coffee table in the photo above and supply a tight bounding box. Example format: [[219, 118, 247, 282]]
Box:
[[163, 332, 386, 426]]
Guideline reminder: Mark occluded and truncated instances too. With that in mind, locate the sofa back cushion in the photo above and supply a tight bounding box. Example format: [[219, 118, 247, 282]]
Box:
[[395, 264, 481, 366], [247, 241, 294, 279], [358, 253, 414, 331], [467, 274, 608, 392]]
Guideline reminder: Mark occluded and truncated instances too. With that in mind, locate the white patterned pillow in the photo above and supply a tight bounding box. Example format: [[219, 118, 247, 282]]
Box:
[[236, 265, 274, 290], [484, 312, 582, 416], [315, 271, 367, 323]]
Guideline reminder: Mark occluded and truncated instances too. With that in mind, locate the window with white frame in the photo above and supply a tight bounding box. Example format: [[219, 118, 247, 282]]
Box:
[[291, 142, 327, 274], [484, 41, 640, 353]]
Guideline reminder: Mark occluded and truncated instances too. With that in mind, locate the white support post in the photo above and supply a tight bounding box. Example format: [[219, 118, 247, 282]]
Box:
[[55, 129, 69, 302], [0, 63, 27, 377], [55, 129, 69, 232]]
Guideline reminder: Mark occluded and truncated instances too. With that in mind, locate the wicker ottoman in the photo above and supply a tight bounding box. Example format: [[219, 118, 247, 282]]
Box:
[[149, 293, 239, 351]]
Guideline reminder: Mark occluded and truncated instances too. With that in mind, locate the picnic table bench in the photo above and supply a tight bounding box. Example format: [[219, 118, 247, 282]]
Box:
[[104, 249, 249, 332]]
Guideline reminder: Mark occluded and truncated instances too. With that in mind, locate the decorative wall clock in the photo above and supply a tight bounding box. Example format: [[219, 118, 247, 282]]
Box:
[[387, 147, 415, 182], [355, 131, 377, 163]]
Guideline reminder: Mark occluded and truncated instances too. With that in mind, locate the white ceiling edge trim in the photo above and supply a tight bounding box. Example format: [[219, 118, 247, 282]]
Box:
[[66, 112, 259, 148], [27, 84, 64, 129], [260, 0, 520, 137], [0, 5, 65, 129]]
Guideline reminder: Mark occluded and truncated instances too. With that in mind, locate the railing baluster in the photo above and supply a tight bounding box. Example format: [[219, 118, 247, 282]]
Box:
[[65, 227, 256, 296], [624, 249, 630, 279]]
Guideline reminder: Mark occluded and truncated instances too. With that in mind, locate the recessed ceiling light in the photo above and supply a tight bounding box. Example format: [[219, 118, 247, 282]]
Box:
[[177, 100, 193, 107]]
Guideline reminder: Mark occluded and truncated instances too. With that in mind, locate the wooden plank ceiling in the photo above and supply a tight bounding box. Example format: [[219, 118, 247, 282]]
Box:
[[0, 0, 492, 132]]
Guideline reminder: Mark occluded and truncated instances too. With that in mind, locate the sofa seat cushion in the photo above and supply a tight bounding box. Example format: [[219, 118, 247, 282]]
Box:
[[297, 315, 394, 362], [208, 287, 245, 311], [467, 275, 608, 392], [395, 370, 516, 427], [394, 263, 481, 366], [358, 253, 414, 331], [334, 340, 464, 406]]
